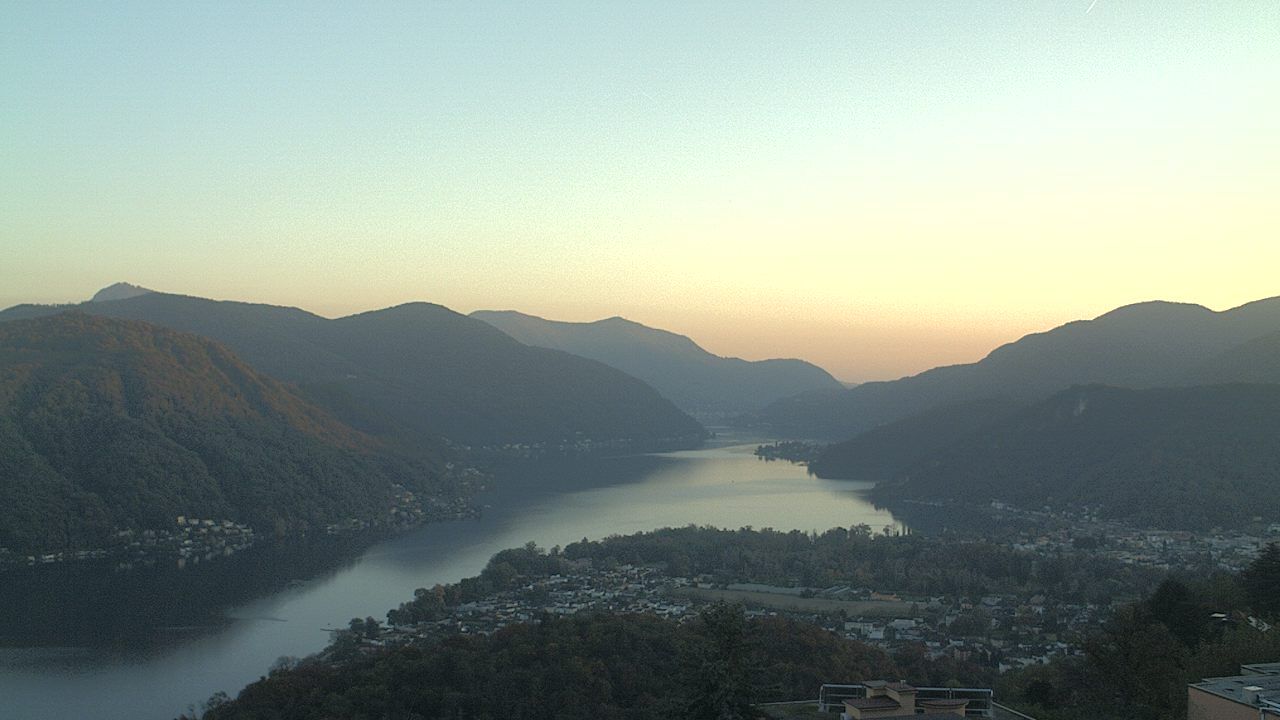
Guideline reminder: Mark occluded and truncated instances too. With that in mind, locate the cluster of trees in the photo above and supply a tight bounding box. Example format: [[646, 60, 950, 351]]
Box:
[[197, 604, 908, 720], [560, 526, 1160, 603], [387, 543, 572, 626], [383, 526, 1160, 633], [753, 441, 825, 464], [188, 531, 1280, 719], [376, 536, 1280, 720], [1000, 543, 1280, 720]]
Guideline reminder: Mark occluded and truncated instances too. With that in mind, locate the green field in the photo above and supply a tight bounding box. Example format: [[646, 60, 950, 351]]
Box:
[[669, 587, 917, 616]]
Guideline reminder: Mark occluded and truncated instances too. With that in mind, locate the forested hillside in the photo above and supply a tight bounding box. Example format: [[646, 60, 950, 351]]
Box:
[[0, 313, 445, 553], [473, 310, 843, 415], [194, 529, 1280, 720], [759, 297, 1280, 439], [1187, 329, 1280, 386], [198, 608, 897, 720], [863, 384, 1280, 529], [808, 398, 1024, 481], [0, 291, 706, 451], [1000, 546, 1280, 720]]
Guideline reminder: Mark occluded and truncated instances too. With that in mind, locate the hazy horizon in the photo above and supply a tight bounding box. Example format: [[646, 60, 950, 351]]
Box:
[[4, 1, 1278, 381], [4, 281, 1277, 384]]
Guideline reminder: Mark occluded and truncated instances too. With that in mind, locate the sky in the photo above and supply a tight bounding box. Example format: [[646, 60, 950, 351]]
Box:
[[2, 1, 1278, 382]]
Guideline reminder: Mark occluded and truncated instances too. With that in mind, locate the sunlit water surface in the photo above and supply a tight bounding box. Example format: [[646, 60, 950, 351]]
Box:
[[0, 442, 902, 720]]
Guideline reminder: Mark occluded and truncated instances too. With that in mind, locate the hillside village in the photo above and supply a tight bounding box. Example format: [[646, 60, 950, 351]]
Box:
[[334, 557, 1126, 675]]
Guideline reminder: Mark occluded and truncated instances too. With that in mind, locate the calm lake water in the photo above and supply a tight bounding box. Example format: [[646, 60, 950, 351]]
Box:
[[0, 441, 903, 720]]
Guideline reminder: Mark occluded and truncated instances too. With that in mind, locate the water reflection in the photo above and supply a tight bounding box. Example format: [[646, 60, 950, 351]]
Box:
[[0, 443, 903, 720]]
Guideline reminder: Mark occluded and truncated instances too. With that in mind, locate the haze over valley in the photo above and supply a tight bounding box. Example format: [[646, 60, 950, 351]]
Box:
[[5, 287, 1280, 720], [6, 284, 1280, 555], [4, 3, 1280, 720]]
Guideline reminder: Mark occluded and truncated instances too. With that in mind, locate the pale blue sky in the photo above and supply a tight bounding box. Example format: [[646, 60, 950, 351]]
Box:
[[3, 1, 1278, 380]]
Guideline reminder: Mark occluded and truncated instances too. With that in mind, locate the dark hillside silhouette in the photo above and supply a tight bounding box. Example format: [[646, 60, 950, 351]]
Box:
[[473, 310, 842, 416], [759, 298, 1280, 439], [1, 290, 705, 451], [0, 313, 444, 552]]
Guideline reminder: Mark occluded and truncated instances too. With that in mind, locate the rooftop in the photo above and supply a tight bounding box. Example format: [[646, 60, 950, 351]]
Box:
[[763, 703, 1028, 720], [1190, 672, 1280, 708], [844, 697, 900, 710]]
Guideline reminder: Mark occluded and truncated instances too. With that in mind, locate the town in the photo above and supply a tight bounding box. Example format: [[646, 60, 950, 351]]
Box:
[[330, 551, 1143, 675], [0, 481, 482, 570], [984, 502, 1279, 573]]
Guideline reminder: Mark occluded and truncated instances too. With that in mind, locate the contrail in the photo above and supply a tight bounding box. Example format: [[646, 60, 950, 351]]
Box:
[[1086, 0, 1101, 13]]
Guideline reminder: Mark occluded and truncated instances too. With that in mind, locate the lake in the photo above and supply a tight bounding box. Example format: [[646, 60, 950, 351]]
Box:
[[0, 441, 903, 720]]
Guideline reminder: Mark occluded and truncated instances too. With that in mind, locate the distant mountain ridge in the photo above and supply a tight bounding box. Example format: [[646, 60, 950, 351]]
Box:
[[0, 313, 445, 553], [758, 297, 1280, 439], [90, 282, 153, 303], [808, 398, 1026, 481], [1186, 329, 1280, 386], [0, 290, 705, 451], [847, 384, 1280, 530], [471, 310, 843, 416]]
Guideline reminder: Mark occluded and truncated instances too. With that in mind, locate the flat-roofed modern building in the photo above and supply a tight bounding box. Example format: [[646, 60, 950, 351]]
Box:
[[820, 681, 993, 718], [839, 681, 969, 719], [1188, 663, 1280, 720]]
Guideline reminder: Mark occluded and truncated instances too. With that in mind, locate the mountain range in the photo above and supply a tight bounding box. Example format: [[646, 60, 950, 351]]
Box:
[[807, 397, 1025, 482], [8, 285, 1280, 535], [759, 297, 1280, 439], [0, 290, 706, 452], [0, 313, 446, 553], [472, 310, 843, 416], [821, 384, 1280, 530]]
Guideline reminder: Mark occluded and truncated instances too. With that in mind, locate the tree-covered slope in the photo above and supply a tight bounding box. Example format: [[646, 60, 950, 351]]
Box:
[[0, 313, 441, 553], [317, 303, 707, 447], [809, 398, 1025, 481], [200, 609, 897, 720], [0, 291, 706, 450], [472, 310, 843, 415], [872, 384, 1280, 529], [1186, 329, 1280, 386], [758, 297, 1280, 440]]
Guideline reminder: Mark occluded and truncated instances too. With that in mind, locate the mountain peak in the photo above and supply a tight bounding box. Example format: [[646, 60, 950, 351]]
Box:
[[91, 282, 153, 303], [471, 309, 842, 415]]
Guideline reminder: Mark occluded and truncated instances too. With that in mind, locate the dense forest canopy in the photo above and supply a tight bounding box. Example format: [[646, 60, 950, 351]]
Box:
[[0, 313, 447, 553], [1000, 544, 1280, 720], [808, 398, 1025, 481], [812, 384, 1280, 530], [198, 607, 904, 720]]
